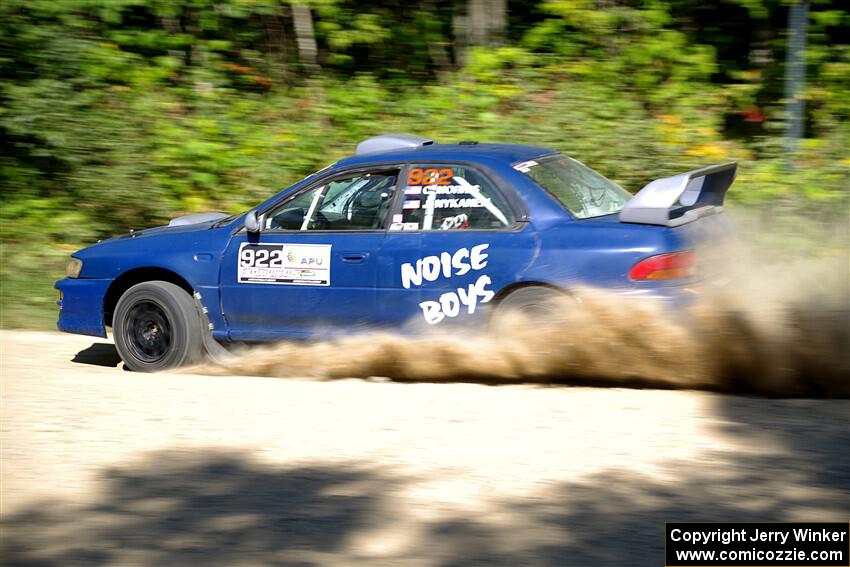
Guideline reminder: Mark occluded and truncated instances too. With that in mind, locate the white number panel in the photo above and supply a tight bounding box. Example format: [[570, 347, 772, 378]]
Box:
[[238, 243, 331, 286]]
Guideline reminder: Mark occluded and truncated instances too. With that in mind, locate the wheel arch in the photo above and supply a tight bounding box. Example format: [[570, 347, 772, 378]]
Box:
[[492, 281, 567, 306], [104, 267, 195, 328]]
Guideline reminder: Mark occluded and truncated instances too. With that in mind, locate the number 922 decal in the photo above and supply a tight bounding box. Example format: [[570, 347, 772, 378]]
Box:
[[238, 243, 331, 286]]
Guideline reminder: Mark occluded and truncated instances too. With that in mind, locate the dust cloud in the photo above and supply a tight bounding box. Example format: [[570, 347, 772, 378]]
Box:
[[196, 213, 849, 397]]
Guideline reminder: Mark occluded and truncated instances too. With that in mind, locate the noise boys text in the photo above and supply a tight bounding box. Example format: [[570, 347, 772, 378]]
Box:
[[400, 244, 495, 324]]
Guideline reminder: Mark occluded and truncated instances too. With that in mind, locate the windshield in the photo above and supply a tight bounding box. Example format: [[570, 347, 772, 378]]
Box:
[[517, 155, 631, 219]]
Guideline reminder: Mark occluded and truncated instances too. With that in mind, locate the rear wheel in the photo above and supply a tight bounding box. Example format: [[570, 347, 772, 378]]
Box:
[[489, 286, 567, 330], [497, 286, 565, 317], [113, 281, 203, 372]]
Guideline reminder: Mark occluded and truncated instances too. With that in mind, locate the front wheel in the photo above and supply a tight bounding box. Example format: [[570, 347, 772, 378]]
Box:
[[113, 281, 204, 372]]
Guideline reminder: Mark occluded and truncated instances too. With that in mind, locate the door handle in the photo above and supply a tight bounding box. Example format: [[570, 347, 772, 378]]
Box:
[[341, 252, 369, 263]]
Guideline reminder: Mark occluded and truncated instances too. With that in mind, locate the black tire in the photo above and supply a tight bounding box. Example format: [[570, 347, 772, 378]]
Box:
[[113, 281, 204, 372], [491, 286, 566, 325]]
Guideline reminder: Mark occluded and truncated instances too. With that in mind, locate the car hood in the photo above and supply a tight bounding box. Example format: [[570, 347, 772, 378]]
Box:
[[85, 213, 235, 249], [168, 212, 230, 227]]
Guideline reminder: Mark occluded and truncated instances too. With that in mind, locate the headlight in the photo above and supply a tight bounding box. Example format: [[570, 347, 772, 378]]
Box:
[[66, 258, 83, 278]]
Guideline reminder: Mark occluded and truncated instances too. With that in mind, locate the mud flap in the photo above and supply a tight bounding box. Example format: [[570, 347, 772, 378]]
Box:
[[192, 291, 235, 365]]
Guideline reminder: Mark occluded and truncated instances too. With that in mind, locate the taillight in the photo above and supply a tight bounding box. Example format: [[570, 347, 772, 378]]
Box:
[[629, 251, 696, 281]]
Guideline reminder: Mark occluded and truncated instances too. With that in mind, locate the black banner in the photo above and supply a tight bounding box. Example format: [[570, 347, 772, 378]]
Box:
[[666, 522, 849, 566]]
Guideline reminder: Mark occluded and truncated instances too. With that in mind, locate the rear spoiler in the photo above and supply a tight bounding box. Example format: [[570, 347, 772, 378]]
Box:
[[619, 162, 737, 227]]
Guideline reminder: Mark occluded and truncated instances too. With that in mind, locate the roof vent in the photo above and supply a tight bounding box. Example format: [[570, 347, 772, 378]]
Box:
[[356, 134, 435, 156]]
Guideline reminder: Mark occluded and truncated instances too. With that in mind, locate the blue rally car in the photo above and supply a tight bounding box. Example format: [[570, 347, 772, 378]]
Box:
[[56, 134, 737, 371]]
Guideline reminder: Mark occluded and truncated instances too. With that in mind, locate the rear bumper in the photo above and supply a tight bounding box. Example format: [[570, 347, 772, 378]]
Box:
[[55, 278, 111, 338], [607, 275, 731, 307], [609, 285, 700, 307]]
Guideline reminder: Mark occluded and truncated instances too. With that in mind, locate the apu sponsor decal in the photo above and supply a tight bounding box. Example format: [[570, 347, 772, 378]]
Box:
[[238, 243, 331, 286], [400, 243, 495, 325]]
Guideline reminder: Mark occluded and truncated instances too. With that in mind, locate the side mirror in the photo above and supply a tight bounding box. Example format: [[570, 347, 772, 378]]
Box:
[[244, 210, 260, 234]]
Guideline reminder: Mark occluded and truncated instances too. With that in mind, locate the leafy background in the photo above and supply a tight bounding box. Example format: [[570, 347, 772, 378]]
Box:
[[1, 0, 847, 328]]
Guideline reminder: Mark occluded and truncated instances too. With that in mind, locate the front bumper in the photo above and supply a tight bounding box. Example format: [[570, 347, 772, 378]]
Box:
[[55, 278, 111, 338]]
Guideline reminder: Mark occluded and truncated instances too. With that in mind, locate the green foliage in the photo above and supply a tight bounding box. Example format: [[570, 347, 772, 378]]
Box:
[[0, 0, 848, 328]]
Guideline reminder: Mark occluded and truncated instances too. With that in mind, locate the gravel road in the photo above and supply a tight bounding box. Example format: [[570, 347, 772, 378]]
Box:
[[2, 330, 848, 566]]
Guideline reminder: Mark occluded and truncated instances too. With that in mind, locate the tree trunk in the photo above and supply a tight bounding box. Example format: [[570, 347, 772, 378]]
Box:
[[421, 0, 450, 76], [453, 10, 468, 66], [466, 0, 507, 47], [783, 0, 809, 165], [291, 3, 319, 72], [263, 11, 293, 84]]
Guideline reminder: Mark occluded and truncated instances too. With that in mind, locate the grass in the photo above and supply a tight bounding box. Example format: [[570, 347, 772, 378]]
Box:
[[1, 243, 67, 331]]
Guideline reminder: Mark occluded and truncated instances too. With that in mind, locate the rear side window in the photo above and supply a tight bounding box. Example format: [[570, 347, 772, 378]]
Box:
[[391, 164, 515, 231], [518, 155, 630, 219]]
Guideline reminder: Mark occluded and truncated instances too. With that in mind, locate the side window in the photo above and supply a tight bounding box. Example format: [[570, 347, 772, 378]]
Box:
[[391, 164, 515, 231], [265, 170, 399, 231]]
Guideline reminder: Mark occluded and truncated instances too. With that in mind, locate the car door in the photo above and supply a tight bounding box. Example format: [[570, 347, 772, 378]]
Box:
[[220, 167, 401, 340], [376, 162, 538, 329]]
